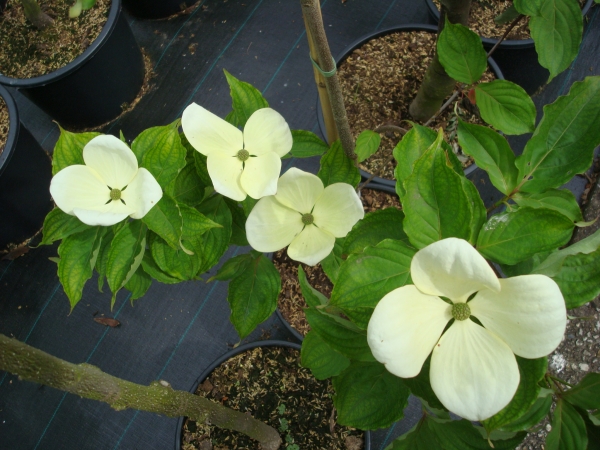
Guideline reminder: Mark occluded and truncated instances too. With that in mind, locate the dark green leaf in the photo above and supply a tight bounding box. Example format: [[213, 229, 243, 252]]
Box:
[[580, 408, 600, 450], [149, 232, 202, 281], [393, 124, 437, 197], [355, 130, 381, 163], [546, 399, 588, 450], [224, 199, 249, 246], [551, 248, 600, 308], [95, 228, 114, 292], [141, 252, 181, 284], [301, 330, 350, 380], [317, 140, 360, 188], [298, 265, 328, 308], [209, 253, 253, 282], [196, 195, 233, 273], [40, 208, 90, 246], [52, 128, 100, 175], [500, 388, 554, 433], [494, 4, 520, 24], [343, 208, 408, 255], [563, 373, 600, 411], [402, 356, 445, 411], [513, 189, 583, 223], [386, 417, 442, 450], [179, 132, 212, 188], [171, 162, 208, 207], [124, 265, 152, 301], [429, 419, 526, 450], [319, 237, 345, 283], [461, 176, 487, 245], [437, 19, 487, 84], [142, 194, 182, 250], [224, 69, 269, 127], [290, 130, 329, 158]]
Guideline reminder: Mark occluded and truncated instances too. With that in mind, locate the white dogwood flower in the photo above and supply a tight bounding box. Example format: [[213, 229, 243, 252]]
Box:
[[50, 135, 162, 227], [367, 238, 566, 421], [245, 168, 364, 265], [181, 104, 292, 201]]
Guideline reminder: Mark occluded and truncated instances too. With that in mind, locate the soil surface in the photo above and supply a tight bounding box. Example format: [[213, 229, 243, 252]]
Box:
[[338, 30, 493, 179], [0, 97, 8, 155], [181, 346, 364, 450], [0, 0, 110, 79]]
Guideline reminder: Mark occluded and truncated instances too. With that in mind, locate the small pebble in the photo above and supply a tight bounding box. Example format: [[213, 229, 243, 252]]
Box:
[[579, 363, 589, 371]]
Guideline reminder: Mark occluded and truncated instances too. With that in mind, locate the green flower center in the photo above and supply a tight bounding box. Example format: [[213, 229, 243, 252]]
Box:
[[109, 188, 122, 201], [451, 302, 471, 321], [237, 149, 250, 162], [301, 213, 314, 225]]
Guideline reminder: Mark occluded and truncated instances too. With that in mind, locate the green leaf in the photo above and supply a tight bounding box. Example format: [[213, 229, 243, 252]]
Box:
[[106, 220, 147, 307], [171, 162, 208, 207], [301, 331, 350, 380], [546, 399, 588, 450], [580, 408, 600, 450], [563, 373, 600, 411], [516, 77, 600, 194], [141, 252, 181, 284], [241, 196, 258, 217], [142, 194, 182, 250], [330, 239, 416, 328], [81, 0, 96, 10], [342, 208, 408, 255], [393, 124, 436, 197], [461, 176, 487, 245], [528, 0, 583, 81], [532, 228, 600, 276], [483, 357, 548, 432], [476, 207, 574, 265], [57, 227, 104, 310], [180, 133, 212, 187], [95, 228, 114, 292], [333, 360, 409, 429], [402, 356, 445, 411], [474, 80, 536, 135], [124, 265, 152, 301], [402, 130, 473, 248], [319, 237, 345, 283], [227, 253, 280, 339], [290, 130, 329, 158], [304, 307, 374, 362], [298, 266, 328, 308], [513, 189, 583, 223], [52, 128, 100, 175], [196, 195, 233, 273], [317, 140, 360, 188], [40, 208, 90, 246], [437, 19, 487, 84], [457, 121, 518, 195], [149, 232, 202, 281], [355, 130, 381, 163], [179, 203, 221, 238], [494, 4, 521, 24], [551, 248, 600, 308], [224, 199, 248, 246], [386, 417, 442, 450], [428, 419, 526, 450], [500, 388, 554, 433], [209, 253, 253, 282], [224, 69, 269, 127]]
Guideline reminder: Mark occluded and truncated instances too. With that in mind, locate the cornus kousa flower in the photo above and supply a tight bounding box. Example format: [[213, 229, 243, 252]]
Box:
[[367, 238, 567, 421], [181, 104, 293, 201], [50, 135, 162, 227], [245, 168, 364, 266]]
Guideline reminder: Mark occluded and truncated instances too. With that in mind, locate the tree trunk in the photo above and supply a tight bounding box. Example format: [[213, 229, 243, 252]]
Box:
[[20, 0, 54, 29], [0, 333, 281, 450], [409, 0, 472, 122]]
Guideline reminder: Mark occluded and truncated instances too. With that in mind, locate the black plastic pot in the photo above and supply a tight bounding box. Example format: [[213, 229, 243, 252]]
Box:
[[317, 24, 503, 189], [0, 85, 53, 251], [424, 0, 595, 94], [174, 340, 372, 450], [122, 0, 197, 19], [0, 0, 144, 130]]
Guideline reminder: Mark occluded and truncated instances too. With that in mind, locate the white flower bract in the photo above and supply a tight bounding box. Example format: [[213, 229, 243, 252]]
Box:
[[181, 103, 293, 201], [245, 168, 364, 266], [367, 238, 567, 421], [50, 135, 163, 227]]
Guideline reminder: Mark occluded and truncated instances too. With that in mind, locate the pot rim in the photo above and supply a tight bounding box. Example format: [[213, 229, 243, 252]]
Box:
[[0, 84, 20, 178], [0, 0, 122, 87], [174, 339, 372, 450]]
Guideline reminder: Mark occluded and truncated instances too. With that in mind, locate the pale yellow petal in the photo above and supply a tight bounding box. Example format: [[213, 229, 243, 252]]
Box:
[[367, 285, 451, 378], [431, 319, 520, 421], [243, 108, 292, 157], [50, 165, 111, 216], [313, 183, 364, 237], [411, 238, 500, 302], [207, 151, 246, 201], [83, 135, 138, 188], [287, 224, 335, 266], [274, 168, 323, 214], [181, 102, 243, 156], [246, 196, 304, 252], [122, 168, 163, 219], [240, 152, 281, 199], [469, 275, 567, 358]]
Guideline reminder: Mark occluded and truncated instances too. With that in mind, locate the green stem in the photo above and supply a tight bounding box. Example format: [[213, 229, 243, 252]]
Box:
[[548, 375, 574, 389], [0, 334, 281, 450], [19, 0, 54, 29]]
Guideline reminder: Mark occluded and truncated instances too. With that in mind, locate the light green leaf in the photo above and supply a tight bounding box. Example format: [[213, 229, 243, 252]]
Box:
[[317, 140, 360, 188], [393, 124, 436, 197], [500, 388, 554, 433], [319, 237, 345, 283], [149, 232, 202, 281], [513, 189, 583, 223], [562, 373, 600, 411], [196, 195, 233, 273], [477, 207, 574, 265], [298, 265, 328, 308], [52, 128, 100, 175], [437, 19, 487, 84], [141, 252, 181, 284], [290, 130, 329, 158], [224, 69, 269, 128], [343, 208, 408, 255], [142, 194, 182, 250], [461, 176, 487, 245], [355, 130, 381, 163], [301, 330, 350, 380], [474, 80, 536, 135], [546, 399, 588, 450], [533, 228, 600, 276], [124, 265, 152, 302], [551, 248, 600, 308], [333, 360, 409, 429], [40, 208, 90, 246]]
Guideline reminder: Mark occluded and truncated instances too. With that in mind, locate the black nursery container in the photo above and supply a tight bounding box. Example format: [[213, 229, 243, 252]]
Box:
[[0, 85, 53, 251], [122, 0, 196, 19], [0, 0, 144, 130]]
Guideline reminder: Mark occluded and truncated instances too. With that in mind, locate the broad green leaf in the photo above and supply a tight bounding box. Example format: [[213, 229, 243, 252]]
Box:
[[513, 189, 583, 223], [52, 128, 100, 175], [227, 253, 280, 338], [580, 408, 600, 450], [209, 253, 253, 282], [180, 203, 221, 238], [124, 265, 152, 301], [196, 195, 233, 273], [142, 194, 182, 250], [301, 330, 350, 380], [224, 69, 269, 127], [528, 0, 583, 81], [149, 232, 202, 281], [500, 388, 554, 433], [437, 19, 487, 84], [457, 121, 518, 195], [551, 248, 600, 308], [428, 419, 526, 450], [513, 0, 539, 15], [57, 227, 103, 310], [290, 129, 329, 158], [317, 140, 360, 188], [402, 130, 473, 248], [563, 373, 600, 411], [241, 195, 258, 217], [461, 176, 487, 245], [95, 228, 114, 292], [141, 252, 181, 284], [477, 207, 574, 265], [330, 239, 415, 328], [483, 357, 547, 432], [180, 133, 212, 187], [342, 208, 408, 255], [474, 80, 536, 135], [224, 198, 249, 246], [533, 228, 600, 276], [319, 237, 345, 283], [298, 266, 328, 308], [304, 307, 374, 362], [546, 399, 588, 450], [171, 162, 208, 207], [333, 360, 409, 429], [386, 417, 442, 450], [224, 109, 242, 127], [393, 124, 436, 197], [516, 77, 600, 194], [355, 130, 381, 163], [132, 121, 187, 191], [40, 208, 90, 246], [106, 220, 147, 307], [402, 356, 445, 411]]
